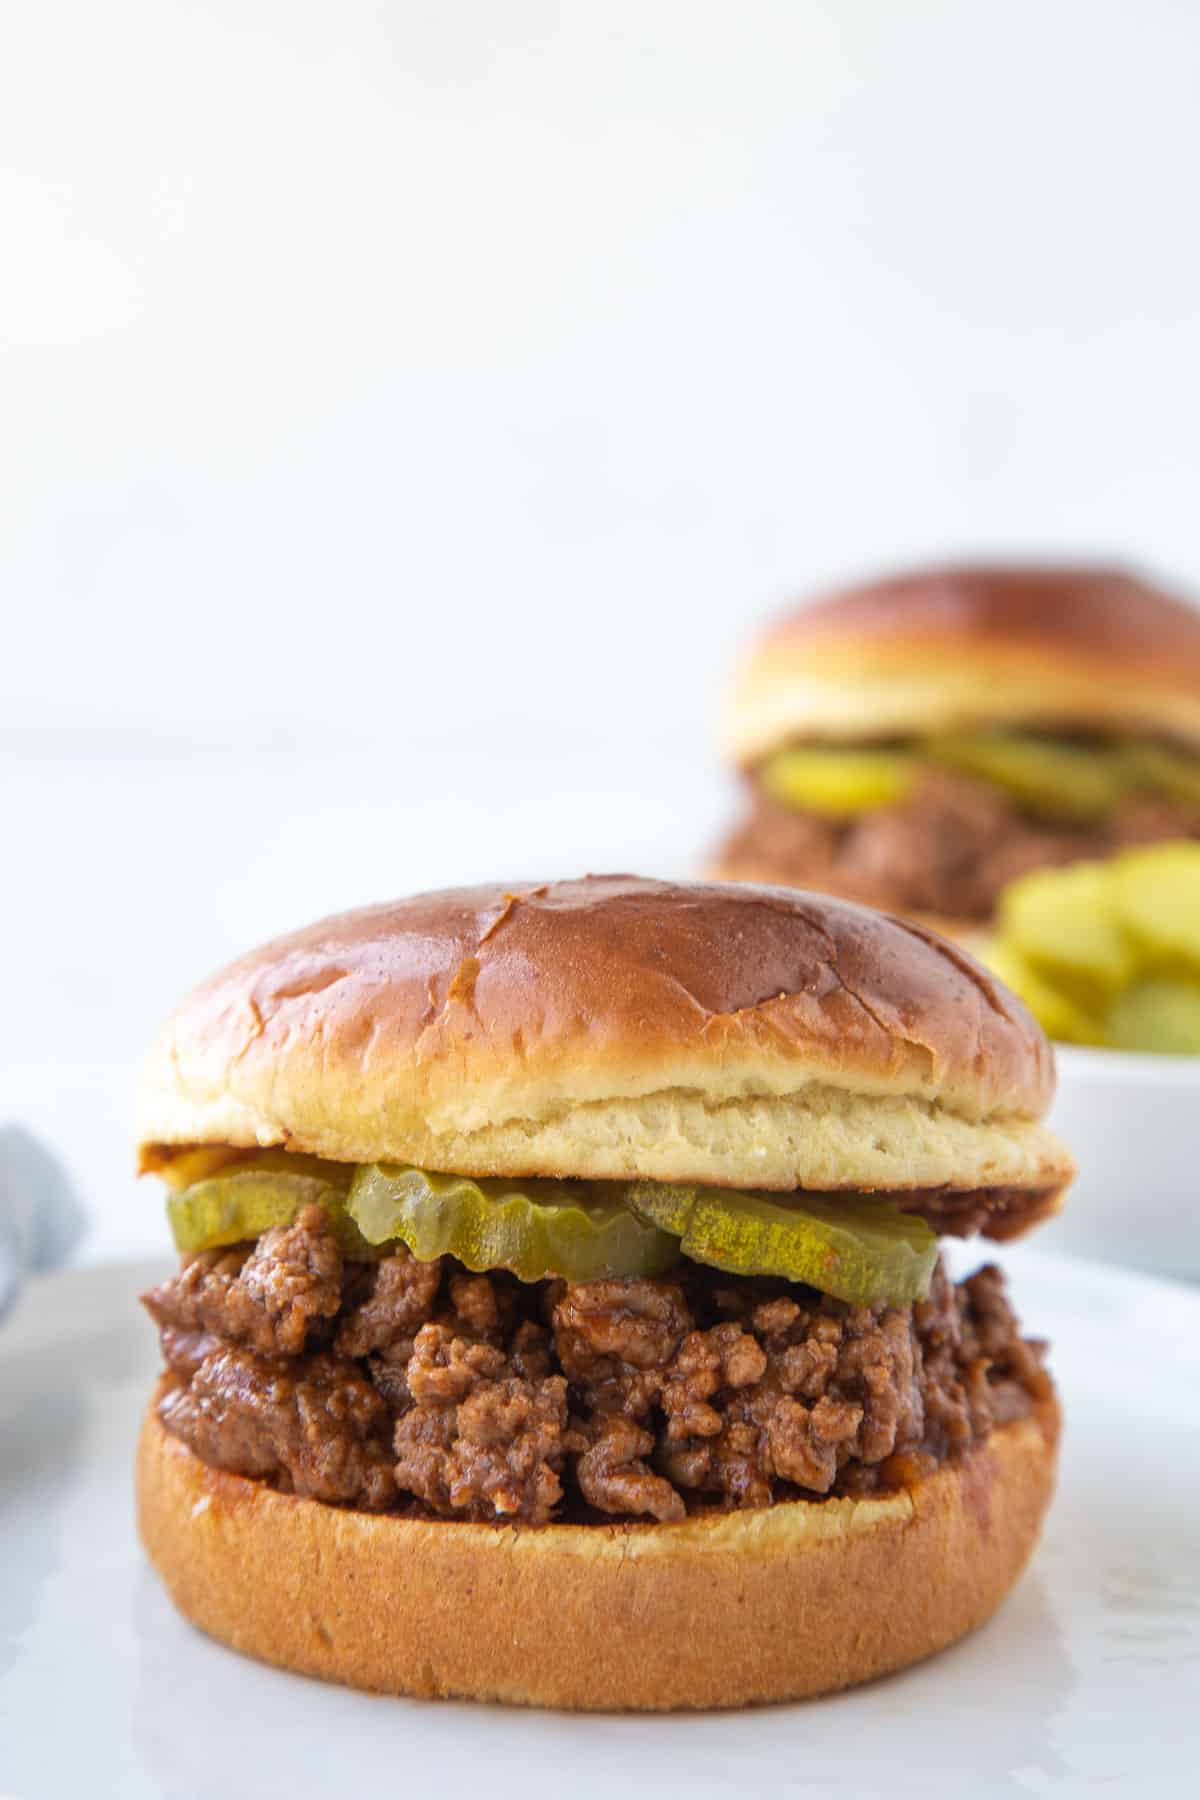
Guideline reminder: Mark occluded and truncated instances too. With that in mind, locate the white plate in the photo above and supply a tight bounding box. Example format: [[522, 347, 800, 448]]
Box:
[[1041, 1046, 1200, 1280], [2, 1251, 1198, 1800]]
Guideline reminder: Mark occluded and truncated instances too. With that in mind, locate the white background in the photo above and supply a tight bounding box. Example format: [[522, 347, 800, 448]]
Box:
[[6, 1, 1200, 1258]]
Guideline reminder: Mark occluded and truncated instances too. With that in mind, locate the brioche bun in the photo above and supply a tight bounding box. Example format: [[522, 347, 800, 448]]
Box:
[[137, 876, 1071, 1204], [724, 565, 1200, 766], [137, 1393, 1060, 1711]]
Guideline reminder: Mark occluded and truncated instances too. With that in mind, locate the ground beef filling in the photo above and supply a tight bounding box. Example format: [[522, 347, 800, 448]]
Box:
[[720, 765, 1200, 920], [144, 1204, 1051, 1526]]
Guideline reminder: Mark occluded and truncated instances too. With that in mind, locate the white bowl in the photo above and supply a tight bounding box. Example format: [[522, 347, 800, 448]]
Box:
[[1037, 1045, 1200, 1280]]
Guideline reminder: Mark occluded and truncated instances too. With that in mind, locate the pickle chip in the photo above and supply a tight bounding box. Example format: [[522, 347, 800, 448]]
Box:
[[1124, 743, 1200, 808], [348, 1165, 679, 1283], [1108, 978, 1200, 1054], [167, 1166, 377, 1258], [999, 860, 1133, 1000], [988, 841, 1200, 1049], [926, 733, 1126, 821], [980, 938, 1109, 1047], [626, 1182, 937, 1306], [759, 746, 917, 816], [1111, 842, 1200, 971]]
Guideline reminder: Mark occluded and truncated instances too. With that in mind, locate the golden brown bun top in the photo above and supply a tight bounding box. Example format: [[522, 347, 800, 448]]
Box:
[[725, 563, 1200, 763], [137, 877, 1070, 1201]]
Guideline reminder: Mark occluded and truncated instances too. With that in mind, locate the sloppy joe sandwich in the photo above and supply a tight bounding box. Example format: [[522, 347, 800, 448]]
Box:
[[136, 876, 1071, 1709], [712, 566, 1200, 933]]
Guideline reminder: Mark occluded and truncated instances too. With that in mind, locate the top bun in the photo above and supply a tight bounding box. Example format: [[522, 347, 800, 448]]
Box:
[[724, 565, 1200, 765], [138, 876, 1070, 1204]]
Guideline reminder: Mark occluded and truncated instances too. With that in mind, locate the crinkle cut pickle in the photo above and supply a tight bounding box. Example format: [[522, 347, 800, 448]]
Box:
[[165, 1154, 939, 1306]]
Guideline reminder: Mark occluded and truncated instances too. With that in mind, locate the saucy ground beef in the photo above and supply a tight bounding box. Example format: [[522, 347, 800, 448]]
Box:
[[144, 1204, 1051, 1526], [719, 765, 1200, 920]]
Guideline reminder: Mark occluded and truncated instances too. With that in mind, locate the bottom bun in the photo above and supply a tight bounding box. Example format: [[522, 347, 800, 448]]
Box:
[[138, 1391, 1059, 1711]]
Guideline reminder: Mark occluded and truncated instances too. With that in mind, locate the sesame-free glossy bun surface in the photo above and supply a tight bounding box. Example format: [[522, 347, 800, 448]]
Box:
[[137, 876, 1071, 1200], [137, 1394, 1060, 1711], [725, 565, 1200, 763]]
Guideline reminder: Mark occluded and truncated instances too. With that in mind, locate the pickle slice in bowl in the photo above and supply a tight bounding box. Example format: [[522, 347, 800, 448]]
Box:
[[981, 938, 1108, 1046], [759, 746, 917, 816], [348, 1165, 679, 1282], [925, 733, 1126, 821], [626, 1183, 937, 1306], [1107, 978, 1200, 1054], [999, 860, 1134, 1001], [1112, 842, 1200, 971]]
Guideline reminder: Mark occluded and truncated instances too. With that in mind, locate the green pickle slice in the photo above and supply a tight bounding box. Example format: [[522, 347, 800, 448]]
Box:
[[1123, 743, 1200, 808], [1111, 842, 1200, 970], [347, 1165, 679, 1282], [985, 839, 1200, 1051], [1108, 978, 1200, 1054], [981, 938, 1108, 1046], [759, 746, 917, 816], [625, 1182, 937, 1306], [925, 733, 1127, 821], [167, 1158, 379, 1258], [999, 860, 1134, 1001]]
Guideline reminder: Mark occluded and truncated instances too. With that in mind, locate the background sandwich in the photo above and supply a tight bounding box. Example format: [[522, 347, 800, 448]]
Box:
[[712, 566, 1200, 937]]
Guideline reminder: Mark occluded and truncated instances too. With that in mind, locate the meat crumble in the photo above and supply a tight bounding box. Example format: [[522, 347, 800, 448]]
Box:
[[144, 1204, 1052, 1526], [719, 765, 1200, 920]]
